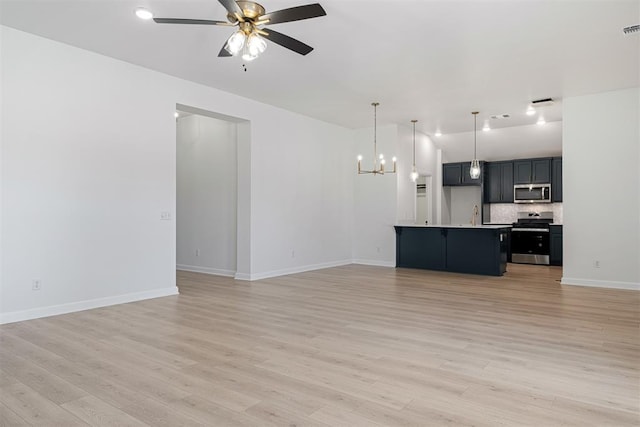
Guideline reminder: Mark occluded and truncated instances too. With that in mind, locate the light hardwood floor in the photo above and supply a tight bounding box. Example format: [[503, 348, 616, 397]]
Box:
[[1, 264, 638, 426]]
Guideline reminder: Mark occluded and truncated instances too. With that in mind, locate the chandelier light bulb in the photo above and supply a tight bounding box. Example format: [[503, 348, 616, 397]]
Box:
[[380, 159, 386, 165], [357, 155, 363, 161], [225, 30, 246, 56], [379, 154, 384, 160], [392, 156, 397, 162]]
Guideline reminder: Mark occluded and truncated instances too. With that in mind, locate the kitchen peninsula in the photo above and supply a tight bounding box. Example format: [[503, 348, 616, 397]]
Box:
[[394, 225, 510, 276]]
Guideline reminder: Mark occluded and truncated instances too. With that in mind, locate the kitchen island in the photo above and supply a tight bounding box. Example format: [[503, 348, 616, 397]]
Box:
[[394, 224, 510, 276]]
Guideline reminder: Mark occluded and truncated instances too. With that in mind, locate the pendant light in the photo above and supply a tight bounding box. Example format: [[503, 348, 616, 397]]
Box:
[[357, 102, 397, 175], [410, 120, 419, 182], [469, 111, 481, 179]]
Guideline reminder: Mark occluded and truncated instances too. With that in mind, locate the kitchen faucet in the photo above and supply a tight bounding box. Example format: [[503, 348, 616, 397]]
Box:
[[471, 204, 479, 226]]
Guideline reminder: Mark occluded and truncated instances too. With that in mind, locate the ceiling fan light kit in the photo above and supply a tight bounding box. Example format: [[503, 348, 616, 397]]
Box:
[[152, 0, 326, 61]]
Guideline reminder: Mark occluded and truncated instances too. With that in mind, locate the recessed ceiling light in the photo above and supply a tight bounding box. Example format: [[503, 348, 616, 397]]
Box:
[[435, 131, 442, 137], [174, 112, 179, 118], [135, 8, 154, 20], [482, 122, 491, 131], [526, 106, 535, 116], [537, 117, 546, 125]]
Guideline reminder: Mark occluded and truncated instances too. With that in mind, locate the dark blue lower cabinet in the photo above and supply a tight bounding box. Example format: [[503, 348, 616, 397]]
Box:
[[549, 225, 563, 266], [394, 226, 508, 276], [395, 227, 446, 270]]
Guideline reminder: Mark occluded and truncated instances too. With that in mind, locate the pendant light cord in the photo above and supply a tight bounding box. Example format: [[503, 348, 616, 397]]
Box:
[[373, 102, 378, 164], [412, 120, 417, 167], [474, 113, 477, 159]]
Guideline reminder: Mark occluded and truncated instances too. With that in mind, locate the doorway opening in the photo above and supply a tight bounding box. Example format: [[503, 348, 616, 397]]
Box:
[[416, 175, 433, 225], [175, 104, 249, 278]]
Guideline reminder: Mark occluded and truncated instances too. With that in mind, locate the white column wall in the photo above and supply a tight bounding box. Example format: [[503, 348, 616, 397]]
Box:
[[176, 115, 237, 277], [396, 124, 439, 224], [562, 87, 639, 290], [396, 124, 416, 223]]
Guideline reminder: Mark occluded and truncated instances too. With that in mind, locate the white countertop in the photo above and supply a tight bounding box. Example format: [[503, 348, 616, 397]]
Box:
[[395, 224, 510, 229]]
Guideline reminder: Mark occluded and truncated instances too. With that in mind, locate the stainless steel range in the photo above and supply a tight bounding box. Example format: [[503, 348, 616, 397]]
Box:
[[511, 211, 554, 265]]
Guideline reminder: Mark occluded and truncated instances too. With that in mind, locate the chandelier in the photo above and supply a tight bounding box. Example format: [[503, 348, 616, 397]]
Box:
[[357, 102, 397, 175], [470, 111, 481, 179]]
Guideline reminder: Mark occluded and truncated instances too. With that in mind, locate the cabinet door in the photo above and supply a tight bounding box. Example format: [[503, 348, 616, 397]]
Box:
[[513, 160, 532, 184], [500, 162, 514, 202], [396, 227, 445, 270], [461, 162, 482, 185], [532, 158, 551, 183], [485, 163, 501, 203], [552, 157, 563, 202], [443, 163, 461, 186], [549, 226, 563, 266]]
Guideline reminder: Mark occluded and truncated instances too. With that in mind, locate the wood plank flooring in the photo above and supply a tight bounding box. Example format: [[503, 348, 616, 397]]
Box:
[[1, 264, 638, 426]]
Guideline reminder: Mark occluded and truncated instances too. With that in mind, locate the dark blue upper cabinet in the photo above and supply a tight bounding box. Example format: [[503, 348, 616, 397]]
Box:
[[485, 161, 513, 203], [443, 163, 462, 186], [443, 162, 482, 186], [513, 158, 551, 184]]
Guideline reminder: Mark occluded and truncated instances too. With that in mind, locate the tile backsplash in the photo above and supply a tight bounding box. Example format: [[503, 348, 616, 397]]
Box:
[[486, 203, 563, 224]]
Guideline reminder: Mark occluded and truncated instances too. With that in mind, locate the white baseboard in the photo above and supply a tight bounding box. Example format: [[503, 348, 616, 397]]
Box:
[[352, 259, 396, 268], [240, 259, 353, 281], [0, 286, 179, 325], [177, 264, 235, 277], [234, 272, 252, 281], [561, 277, 640, 291]]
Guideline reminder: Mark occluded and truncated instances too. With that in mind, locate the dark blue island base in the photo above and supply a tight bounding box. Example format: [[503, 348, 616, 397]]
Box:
[[394, 225, 510, 276]]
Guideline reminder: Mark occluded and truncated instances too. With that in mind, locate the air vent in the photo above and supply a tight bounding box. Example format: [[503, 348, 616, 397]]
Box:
[[623, 24, 639, 34], [531, 98, 554, 107], [490, 114, 511, 119]]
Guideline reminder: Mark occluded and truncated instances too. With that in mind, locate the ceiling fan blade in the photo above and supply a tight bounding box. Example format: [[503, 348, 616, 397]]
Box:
[[263, 28, 313, 55], [218, 44, 232, 57], [260, 3, 326, 25], [153, 18, 230, 25], [217, 0, 242, 15]]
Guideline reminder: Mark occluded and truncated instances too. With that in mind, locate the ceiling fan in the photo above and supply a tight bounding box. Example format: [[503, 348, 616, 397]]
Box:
[[153, 0, 326, 61]]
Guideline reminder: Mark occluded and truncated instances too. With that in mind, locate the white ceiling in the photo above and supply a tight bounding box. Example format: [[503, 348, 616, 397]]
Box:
[[1, 0, 638, 139]]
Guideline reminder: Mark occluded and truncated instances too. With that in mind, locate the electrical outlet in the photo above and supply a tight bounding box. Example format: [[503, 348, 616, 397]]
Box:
[[32, 280, 42, 291], [291, 250, 295, 258], [160, 212, 171, 220], [376, 246, 381, 253], [594, 260, 600, 268], [195, 249, 200, 257]]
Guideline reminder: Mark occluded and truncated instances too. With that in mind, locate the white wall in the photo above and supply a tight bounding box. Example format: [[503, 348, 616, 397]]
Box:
[[0, 26, 354, 323], [176, 114, 237, 277], [562, 87, 639, 290]]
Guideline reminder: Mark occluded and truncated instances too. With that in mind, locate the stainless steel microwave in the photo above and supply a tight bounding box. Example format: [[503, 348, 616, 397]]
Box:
[[514, 183, 551, 203]]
